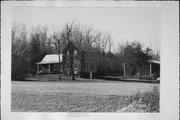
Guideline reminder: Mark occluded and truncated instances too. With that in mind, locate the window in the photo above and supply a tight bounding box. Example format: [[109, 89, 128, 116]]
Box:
[[74, 50, 77, 55], [85, 53, 88, 59], [84, 63, 86, 69], [91, 54, 93, 59], [53, 64, 59, 70], [67, 51, 69, 56], [87, 63, 88, 70], [91, 63, 93, 70], [74, 62, 77, 69], [74, 51, 78, 60]]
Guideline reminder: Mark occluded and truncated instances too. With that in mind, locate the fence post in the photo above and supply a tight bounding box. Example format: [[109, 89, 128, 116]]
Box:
[[90, 72, 92, 80]]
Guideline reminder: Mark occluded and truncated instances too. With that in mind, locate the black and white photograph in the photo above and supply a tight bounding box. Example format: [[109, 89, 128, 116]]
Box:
[[1, 1, 179, 120], [11, 6, 161, 112]]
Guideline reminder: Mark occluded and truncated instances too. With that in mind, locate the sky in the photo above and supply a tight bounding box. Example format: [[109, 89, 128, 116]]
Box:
[[13, 7, 160, 52]]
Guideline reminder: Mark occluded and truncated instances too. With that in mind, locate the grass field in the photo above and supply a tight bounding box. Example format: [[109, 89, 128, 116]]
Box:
[[11, 80, 159, 112]]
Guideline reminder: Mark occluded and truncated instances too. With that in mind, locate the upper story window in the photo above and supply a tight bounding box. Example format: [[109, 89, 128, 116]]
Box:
[[85, 53, 88, 59], [66, 64, 69, 69], [74, 62, 77, 69], [86, 62, 88, 70], [84, 62, 86, 69], [74, 50, 77, 55], [67, 51, 69, 56], [74, 50, 78, 60], [91, 54, 94, 59]]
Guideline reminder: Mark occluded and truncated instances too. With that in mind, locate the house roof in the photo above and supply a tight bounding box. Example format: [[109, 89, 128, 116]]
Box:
[[36, 54, 62, 64], [60, 38, 102, 54], [68, 40, 102, 53], [148, 60, 160, 64]]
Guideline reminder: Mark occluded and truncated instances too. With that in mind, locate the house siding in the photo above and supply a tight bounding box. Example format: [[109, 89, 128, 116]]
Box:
[[62, 42, 102, 76]]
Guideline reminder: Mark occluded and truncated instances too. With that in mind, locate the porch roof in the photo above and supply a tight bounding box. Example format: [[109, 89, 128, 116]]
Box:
[[36, 54, 62, 65], [148, 60, 160, 64]]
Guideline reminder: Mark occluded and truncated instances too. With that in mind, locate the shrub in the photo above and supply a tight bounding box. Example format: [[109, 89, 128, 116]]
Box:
[[127, 86, 159, 112], [141, 86, 159, 112], [12, 54, 31, 81]]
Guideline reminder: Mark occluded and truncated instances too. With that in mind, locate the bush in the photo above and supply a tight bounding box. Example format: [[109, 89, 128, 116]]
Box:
[[97, 54, 123, 77], [141, 86, 159, 112], [12, 54, 31, 81], [151, 72, 159, 80], [127, 86, 159, 112]]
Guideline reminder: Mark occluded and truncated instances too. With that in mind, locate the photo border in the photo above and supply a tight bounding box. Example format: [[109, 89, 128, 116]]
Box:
[[1, 1, 179, 120]]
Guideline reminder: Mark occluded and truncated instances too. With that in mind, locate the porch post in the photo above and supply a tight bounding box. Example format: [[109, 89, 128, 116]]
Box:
[[90, 71, 92, 80], [123, 63, 126, 77], [48, 64, 51, 73], [37, 64, 39, 74], [150, 63, 152, 76]]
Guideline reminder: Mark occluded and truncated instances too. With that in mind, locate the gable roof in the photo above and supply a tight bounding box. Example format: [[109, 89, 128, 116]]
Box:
[[74, 40, 102, 53], [36, 54, 62, 64]]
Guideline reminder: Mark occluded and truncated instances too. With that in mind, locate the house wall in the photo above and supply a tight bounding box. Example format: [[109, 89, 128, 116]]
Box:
[[62, 48, 102, 75], [62, 48, 81, 75], [82, 52, 101, 73]]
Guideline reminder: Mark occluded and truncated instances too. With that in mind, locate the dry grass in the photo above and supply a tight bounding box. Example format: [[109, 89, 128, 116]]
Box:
[[118, 86, 159, 112], [11, 81, 159, 112], [12, 91, 123, 112]]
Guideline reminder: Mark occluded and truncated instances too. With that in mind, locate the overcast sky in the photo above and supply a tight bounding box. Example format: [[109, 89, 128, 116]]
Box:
[[13, 7, 160, 52]]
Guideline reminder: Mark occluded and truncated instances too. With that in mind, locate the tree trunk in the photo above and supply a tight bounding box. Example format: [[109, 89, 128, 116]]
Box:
[[70, 60, 75, 80], [138, 72, 140, 80], [137, 68, 141, 80], [70, 52, 75, 80]]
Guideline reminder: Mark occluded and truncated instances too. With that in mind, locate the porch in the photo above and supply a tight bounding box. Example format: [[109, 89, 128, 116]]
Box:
[[36, 63, 61, 74]]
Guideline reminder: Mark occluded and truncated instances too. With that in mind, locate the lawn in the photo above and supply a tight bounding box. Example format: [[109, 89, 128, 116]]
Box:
[[11, 80, 159, 112]]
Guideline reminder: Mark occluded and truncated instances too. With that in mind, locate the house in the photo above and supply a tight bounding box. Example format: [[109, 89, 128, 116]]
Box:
[[36, 40, 103, 78], [36, 54, 62, 74], [62, 40, 103, 77]]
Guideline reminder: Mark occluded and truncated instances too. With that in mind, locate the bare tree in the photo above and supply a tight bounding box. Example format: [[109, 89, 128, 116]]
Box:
[[62, 22, 75, 80], [72, 24, 85, 43], [152, 50, 160, 61], [12, 24, 29, 56], [107, 34, 112, 53], [93, 32, 101, 49], [100, 32, 112, 53], [51, 31, 63, 81], [100, 33, 108, 53], [31, 26, 49, 54]]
